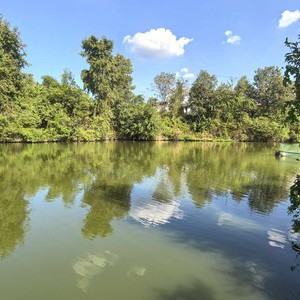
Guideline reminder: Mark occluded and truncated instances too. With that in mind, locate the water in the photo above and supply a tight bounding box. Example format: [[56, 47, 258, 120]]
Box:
[[0, 142, 299, 300]]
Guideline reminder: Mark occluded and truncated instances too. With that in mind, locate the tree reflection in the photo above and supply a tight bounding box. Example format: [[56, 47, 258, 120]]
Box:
[[289, 175, 300, 233], [0, 192, 29, 259], [0, 142, 299, 259], [288, 176, 300, 270], [156, 280, 216, 300], [290, 243, 300, 272], [81, 183, 132, 238], [0, 145, 30, 258]]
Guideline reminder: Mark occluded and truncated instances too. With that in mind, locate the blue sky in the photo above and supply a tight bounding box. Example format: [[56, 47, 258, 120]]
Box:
[[1, 0, 300, 97]]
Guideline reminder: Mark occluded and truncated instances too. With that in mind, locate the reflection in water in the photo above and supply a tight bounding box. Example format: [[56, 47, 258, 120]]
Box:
[[129, 168, 183, 227], [127, 265, 146, 278], [217, 212, 261, 231], [289, 231, 300, 243], [156, 280, 216, 300], [0, 142, 299, 299], [0, 142, 299, 259], [129, 199, 182, 227], [0, 195, 29, 259], [81, 183, 131, 238], [73, 251, 118, 292], [267, 229, 287, 249], [288, 175, 300, 275], [0, 153, 30, 258], [246, 261, 266, 290], [290, 249, 300, 272]]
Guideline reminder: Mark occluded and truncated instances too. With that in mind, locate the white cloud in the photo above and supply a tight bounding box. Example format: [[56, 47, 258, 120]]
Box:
[[180, 67, 189, 73], [182, 72, 195, 79], [176, 67, 195, 80], [123, 28, 193, 59], [224, 30, 241, 45], [227, 35, 241, 44], [278, 10, 300, 28]]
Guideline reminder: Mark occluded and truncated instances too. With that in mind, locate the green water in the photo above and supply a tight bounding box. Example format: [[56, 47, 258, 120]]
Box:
[[0, 142, 299, 300]]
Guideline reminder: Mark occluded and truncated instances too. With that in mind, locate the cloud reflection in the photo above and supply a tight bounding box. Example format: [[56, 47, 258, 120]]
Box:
[[129, 168, 183, 227], [127, 265, 146, 278], [246, 261, 266, 290], [73, 251, 118, 292], [217, 212, 261, 231], [267, 229, 287, 249]]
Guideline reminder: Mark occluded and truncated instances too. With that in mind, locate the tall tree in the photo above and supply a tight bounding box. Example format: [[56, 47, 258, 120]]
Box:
[[235, 76, 254, 99], [253, 66, 289, 116], [153, 72, 176, 103], [61, 68, 77, 87], [0, 16, 28, 112], [187, 70, 217, 131], [284, 35, 300, 120], [81, 36, 134, 114], [169, 79, 186, 117], [234, 76, 255, 117]]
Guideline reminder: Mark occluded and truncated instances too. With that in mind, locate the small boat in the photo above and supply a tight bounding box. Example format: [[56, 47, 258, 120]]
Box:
[[275, 150, 300, 157]]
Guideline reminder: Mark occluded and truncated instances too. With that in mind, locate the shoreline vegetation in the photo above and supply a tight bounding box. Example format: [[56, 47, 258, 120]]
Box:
[[1, 16, 300, 143]]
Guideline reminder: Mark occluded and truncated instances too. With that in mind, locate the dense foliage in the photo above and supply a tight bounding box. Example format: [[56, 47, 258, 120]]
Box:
[[286, 35, 300, 238], [0, 16, 299, 142], [289, 175, 300, 233]]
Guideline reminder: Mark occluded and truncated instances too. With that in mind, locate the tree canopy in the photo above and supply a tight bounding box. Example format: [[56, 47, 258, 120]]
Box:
[[0, 16, 27, 112], [284, 35, 300, 122], [81, 35, 134, 114]]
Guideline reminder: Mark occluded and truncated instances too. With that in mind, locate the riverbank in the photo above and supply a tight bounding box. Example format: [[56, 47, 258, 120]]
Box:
[[0, 137, 291, 143]]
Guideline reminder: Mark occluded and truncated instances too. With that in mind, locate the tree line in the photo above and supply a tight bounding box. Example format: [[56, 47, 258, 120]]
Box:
[[1, 15, 299, 142]]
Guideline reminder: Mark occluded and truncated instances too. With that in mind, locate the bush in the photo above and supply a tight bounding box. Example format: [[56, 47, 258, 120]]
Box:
[[160, 116, 194, 140], [117, 102, 160, 140], [247, 117, 288, 142]]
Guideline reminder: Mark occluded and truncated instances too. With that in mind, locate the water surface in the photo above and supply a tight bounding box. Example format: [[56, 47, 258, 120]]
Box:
[[0, 142, 299, 300]]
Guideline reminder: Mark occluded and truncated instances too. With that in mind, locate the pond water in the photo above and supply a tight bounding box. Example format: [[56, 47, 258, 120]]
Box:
[[0, 142, 299, 300]]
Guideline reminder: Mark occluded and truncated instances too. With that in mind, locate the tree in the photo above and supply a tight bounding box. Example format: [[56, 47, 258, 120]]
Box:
[[253, 66, 289, 116], [234, 76, 255, 117], [168, 79, 187, 118], [285, 35, 300, 236], [116, 97, 160, 140], [153, 72, 176, 103], [284, 35, 300, 120], [187, 70, 217, 131], [235, 76, 254, 99], [61, 68, 77, 87], [0, 16, 28, 112], [80, 36, 134, 114]]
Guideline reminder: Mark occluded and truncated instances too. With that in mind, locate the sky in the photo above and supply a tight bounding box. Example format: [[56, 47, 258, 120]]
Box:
[[1, 0, 300, 98]]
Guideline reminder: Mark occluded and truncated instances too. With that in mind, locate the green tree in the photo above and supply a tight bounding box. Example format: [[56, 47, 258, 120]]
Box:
[[187, 70, 218, 131], [234, 76, 255, 116], [253, 66, 290, 117], [0, 16, 28, 112], [61, 68, 77, 87], [169, 79, 186, 118], [284, 35, 300, 120], [116, 96, 160, 140], [153, 72, 176, 104], [81, 36, 134, 114]]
